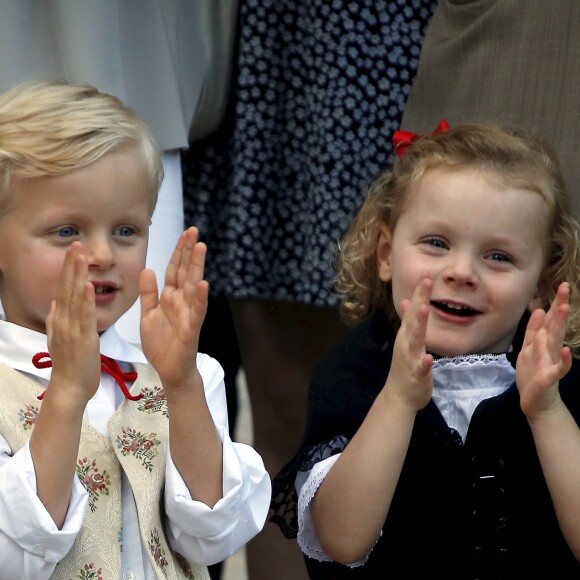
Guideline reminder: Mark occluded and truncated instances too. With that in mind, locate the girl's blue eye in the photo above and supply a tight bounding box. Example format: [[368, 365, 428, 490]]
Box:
[[489, 252, 512, 263], [57, 226, 77, 238], [116, 226, 135, 237]]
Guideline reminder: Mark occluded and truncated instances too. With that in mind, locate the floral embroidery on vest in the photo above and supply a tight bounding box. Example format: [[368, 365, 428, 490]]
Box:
[[0, 362, 210, 580], [149, 528, 169, 575], [76, 457, 111, 512], [116, 427, 161, 471], [138, 385, 168, 416], [74, 563, 103, 580], [18, 403, 39, 430]]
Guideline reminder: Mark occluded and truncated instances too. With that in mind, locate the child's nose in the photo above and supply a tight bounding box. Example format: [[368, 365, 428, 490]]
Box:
[[85, 236, 115, 268], [442, 253, 479, 288]]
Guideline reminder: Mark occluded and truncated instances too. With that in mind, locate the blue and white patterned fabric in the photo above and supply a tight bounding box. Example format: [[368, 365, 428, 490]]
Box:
[[183, 0, 437, 305]]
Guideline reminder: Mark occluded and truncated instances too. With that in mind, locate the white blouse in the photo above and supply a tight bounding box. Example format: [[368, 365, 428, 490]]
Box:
[[0, 320, 271, 580]]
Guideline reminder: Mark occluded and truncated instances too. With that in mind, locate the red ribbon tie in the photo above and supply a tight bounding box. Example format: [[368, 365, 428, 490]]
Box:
[[32, 352, 142, 401]]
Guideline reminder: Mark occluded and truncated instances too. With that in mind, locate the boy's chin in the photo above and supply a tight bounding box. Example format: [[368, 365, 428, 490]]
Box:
[[96, 317, 117, 335]]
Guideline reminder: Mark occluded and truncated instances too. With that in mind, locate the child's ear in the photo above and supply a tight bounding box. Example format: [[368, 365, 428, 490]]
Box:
[[528, 275, 549, 311], [376, 224, 393, 282]]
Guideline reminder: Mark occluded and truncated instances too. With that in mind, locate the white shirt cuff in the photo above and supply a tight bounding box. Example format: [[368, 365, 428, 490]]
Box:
[[0, 440, 88, 562], [164, 425, 271, 565]]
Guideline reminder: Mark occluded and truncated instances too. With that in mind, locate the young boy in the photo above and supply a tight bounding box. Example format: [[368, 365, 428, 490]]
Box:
[[0, 80, 271, 580]]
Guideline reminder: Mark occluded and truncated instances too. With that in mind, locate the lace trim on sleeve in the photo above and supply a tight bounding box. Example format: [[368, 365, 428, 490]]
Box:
[[297, 453, 379, 567], [297, 455, 339, 562], [269, 435, 349, 538]]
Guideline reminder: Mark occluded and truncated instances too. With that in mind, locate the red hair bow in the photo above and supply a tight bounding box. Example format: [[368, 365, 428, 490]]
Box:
[[393, 119, 450, 158], [32, 352, 143, 401]]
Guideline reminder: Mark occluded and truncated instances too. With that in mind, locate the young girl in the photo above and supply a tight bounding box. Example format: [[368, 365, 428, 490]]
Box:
[[0, 80, 271, 580], [271, 123, 580, 579]]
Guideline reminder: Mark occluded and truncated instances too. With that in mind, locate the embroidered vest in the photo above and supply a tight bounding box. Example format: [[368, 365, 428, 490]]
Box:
[[0, 362, 210, 580]]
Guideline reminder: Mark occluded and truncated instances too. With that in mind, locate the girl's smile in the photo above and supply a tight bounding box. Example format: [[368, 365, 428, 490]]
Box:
[[377, 166, 549, 356]]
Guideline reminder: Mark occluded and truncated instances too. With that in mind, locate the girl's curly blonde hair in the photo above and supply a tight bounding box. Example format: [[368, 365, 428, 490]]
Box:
[[335, 124, 580, 354], [0, 79, 163, 217]]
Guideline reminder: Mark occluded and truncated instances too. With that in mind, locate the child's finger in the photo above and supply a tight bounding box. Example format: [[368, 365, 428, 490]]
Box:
[[522, 308, 545, 349], [546, 304, 569, 364], [72, 252, 90, 311], [188, 241, 207, 287], [543, 282, 569, 328], [189, 280, 209, 329], [164, 228, 202, 290], [400, 274, 432, 350], [164, 230, 187, 289], [53, 244, 92, 336], [45, 300, 57, 342], [554, 282, 569, 308], [177, 228, 197, 288], [178, 239, 207, 310], [55, 243, 82, 306], [401, 273, 432, 318], [408, 274, 432, 325], [540, 283, 570, 363], [139, 268, 160, 316], [559, 346, 573, 378]]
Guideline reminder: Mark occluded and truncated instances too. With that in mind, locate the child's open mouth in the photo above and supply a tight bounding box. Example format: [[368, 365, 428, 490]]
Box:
[[431, 300, 480, 317], [94, 286, 115, 294], [92, 283, 118, 296]]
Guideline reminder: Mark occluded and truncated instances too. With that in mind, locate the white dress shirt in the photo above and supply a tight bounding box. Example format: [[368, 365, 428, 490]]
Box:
[[0, 320, 271, 580]]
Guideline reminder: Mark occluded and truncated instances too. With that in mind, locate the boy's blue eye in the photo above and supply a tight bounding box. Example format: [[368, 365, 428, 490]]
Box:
[[116, 226, 135, 237], [57, 226, 77, 238]]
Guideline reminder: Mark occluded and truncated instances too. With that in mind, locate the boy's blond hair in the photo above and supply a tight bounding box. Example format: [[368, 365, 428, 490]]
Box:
[[336, 124, 580, 353], [0, 80, 163, 216]]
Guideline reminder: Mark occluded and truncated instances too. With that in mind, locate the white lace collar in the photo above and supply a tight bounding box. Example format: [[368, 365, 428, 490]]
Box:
[[431, 353, 516, 441]]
